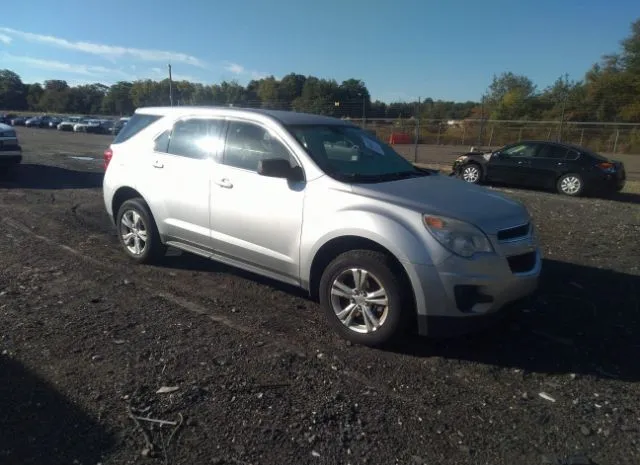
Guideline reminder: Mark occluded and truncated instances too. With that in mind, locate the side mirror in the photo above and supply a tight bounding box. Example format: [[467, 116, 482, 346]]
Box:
[[258, 158, 303, 182]]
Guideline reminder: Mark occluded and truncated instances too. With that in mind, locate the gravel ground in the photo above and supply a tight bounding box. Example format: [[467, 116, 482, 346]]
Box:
[[1, 129, 639, 465]]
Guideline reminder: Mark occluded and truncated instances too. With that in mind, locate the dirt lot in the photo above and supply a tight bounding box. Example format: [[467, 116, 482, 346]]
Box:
[[1, 128, 640, 465]]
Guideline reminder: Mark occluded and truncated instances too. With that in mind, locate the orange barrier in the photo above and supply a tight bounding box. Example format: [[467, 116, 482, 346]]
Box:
[[388, 132, 412, 144]]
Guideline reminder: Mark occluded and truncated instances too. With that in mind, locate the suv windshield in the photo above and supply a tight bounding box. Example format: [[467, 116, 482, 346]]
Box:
[[287, 124, 427, 182]]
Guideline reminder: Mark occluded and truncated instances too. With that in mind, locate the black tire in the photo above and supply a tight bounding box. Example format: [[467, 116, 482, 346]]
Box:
[[556, 173, 584, 196], [318, 250, 410, 347], [460, 163, 482, 184], [115, 198, 166, 264]]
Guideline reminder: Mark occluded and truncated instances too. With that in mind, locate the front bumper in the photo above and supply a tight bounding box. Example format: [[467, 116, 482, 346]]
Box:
[[408, 242, 541, 338]]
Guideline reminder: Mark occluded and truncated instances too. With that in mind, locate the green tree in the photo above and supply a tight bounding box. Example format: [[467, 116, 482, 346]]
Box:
[[102, 82, 134, 115], [25, 83, 44, 111], [0, 69, 27, 110], [486, 72, 537, 120], [39, 80, 71, 113]]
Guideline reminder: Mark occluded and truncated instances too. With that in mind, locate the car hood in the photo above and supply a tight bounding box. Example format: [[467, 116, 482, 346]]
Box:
[[0, 122, 13, 131], [351, 175, 530, 234]]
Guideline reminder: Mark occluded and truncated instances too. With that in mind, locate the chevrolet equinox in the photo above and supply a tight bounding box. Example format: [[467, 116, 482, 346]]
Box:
[[103, 107, 541, 346]]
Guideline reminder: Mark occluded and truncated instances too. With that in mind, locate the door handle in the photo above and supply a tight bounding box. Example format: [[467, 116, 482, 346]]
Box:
[[152, 160, 164, 168], [517, 160, 530, 166], [214, 178, 233, 189]]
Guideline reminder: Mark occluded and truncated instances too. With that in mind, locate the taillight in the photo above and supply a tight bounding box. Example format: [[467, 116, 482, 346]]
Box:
[[596, 162, 615, 173], [103, 148, 113, 170]]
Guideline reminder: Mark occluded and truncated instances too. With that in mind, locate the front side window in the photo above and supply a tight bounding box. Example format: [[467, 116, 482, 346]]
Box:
[[167, 118, 224, 159], [223, 121, 295, 172], [286, 124, 425, 182], [500, 143, 538, 158]]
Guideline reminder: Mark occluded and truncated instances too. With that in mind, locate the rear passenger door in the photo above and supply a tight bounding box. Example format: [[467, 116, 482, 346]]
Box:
[[529, 143, 569, 189], [150, 117, 225, 252]]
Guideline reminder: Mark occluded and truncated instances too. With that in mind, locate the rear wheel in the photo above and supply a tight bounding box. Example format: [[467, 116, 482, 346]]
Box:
[[116, 198, 166, 264], [461, 163, 482, 184], [318, 250, 409, 347], [557, 173, 584, 196]]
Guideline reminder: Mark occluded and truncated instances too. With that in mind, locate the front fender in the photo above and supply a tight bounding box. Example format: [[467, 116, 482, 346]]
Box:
[[300, 211, 446, 321], [300, 210, 439, 284]]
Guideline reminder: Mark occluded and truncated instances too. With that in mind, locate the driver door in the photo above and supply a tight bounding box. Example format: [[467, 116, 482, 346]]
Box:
[[486, 142, 538, 186], [209, 119, 305, 284]]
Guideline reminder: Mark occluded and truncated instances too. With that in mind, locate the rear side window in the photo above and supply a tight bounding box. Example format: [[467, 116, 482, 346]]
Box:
[[113, 114, 161, 144], [565, 149, 581, 161], [167, 118, 225, 159], [537, 144, 568, 159]]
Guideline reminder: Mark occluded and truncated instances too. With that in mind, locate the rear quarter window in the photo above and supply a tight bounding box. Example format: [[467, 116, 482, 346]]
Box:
[[113, 114, 162, 144], [565, 149, 581, 161]]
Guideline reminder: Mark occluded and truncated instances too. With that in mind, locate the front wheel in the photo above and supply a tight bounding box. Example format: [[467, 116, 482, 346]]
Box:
[[318, 250, 409, 347], [460, 163, 482, 184], [116, 198, 166, 264], [557, 173, 584, 196]]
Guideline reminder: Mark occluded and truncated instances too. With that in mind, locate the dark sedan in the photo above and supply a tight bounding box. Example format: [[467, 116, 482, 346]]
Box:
[[450, 140, 626, 196]]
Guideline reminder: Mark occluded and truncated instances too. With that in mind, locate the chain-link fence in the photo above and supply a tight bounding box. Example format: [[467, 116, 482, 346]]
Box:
[[348, 118, 640, 155]]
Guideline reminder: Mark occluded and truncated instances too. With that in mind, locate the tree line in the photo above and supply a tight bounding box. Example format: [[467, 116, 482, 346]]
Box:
[[1, 18, 639, 124]]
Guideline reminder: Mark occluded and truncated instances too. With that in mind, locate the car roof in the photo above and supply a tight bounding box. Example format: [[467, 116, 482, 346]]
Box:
[[136, 106, 355, 127], [510, 139, 594, 153]]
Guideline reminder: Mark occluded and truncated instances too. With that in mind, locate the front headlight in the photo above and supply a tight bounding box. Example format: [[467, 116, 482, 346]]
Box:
[[423, 214, 493, 257]]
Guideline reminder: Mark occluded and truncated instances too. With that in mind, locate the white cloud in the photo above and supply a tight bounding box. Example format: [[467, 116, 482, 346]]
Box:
[[251, 71, 269, 80], [2, 53, 134, 79], [0, 33, 11, 44], [222, 62, 271, 81], [0, 27, 207, 68], [225, 62, 245, 74]]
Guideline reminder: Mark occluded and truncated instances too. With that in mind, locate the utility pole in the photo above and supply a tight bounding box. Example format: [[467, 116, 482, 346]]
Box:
[[478, 94, 486, 146], [413, 97, 421, 162], [557, 73, 569, 142], [361, 94, 366, 129], [168, 64, 174, 107]]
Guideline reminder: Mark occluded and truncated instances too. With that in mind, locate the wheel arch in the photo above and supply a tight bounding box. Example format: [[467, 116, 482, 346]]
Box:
[[111, 186, 146, 226], [464, 160, 486, 178], [307, 235, 417, 319]]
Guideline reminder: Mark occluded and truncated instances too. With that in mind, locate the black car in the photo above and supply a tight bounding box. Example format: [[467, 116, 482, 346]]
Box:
[[450, 140, 626, 196]]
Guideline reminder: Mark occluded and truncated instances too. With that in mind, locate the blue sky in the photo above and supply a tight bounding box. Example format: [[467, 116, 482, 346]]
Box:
[[1, 0, 638, 102]]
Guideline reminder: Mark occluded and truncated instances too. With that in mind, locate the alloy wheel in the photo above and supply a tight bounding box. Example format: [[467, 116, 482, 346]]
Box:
[[329, 268, 389, 333]]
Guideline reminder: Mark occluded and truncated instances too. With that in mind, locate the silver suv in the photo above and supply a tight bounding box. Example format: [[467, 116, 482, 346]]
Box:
[[103, 107, 541, 346]]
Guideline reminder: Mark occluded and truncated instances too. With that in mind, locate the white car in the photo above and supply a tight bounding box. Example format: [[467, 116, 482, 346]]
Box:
[[0, 123, 22, 173], [74, 119, 101, 132], [57, 117, 83, 131]]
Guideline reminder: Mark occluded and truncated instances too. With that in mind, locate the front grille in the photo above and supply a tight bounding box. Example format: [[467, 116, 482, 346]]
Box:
[[497, 223, 530, 241], [507, 251, 537, 273]]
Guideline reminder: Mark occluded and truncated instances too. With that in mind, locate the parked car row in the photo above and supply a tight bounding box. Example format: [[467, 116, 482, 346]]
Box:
[[450, 140, 626, 197], [0, 113, 130, 136]]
